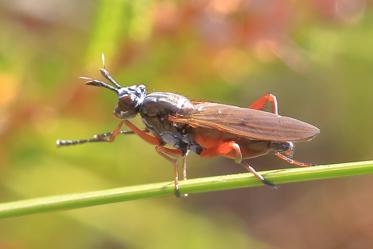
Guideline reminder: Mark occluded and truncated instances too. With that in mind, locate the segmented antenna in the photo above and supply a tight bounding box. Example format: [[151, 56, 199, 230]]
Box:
[[80, 77, 119, 94], [98, 52, 122, 89], [99, 68, 122, 89], [79, 54, 123, 93]]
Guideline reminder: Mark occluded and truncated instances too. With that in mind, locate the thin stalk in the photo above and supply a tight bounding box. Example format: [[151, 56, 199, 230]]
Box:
[[0, 160, 372, 219]]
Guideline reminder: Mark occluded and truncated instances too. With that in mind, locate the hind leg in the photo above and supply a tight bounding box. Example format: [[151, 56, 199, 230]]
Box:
[[275, 152, 313, 167], [249, 92, 279, 115], [241, 162, 277, 188], [200, 141, 275, 188], [271, 141, 313, 167]]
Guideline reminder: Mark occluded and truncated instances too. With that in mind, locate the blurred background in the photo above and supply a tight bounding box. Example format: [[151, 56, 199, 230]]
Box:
[[0, 0, 372, 248]]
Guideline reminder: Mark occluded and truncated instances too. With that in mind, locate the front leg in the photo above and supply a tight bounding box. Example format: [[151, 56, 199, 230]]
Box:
[[56, 120, 151, 147], [107, 120, 125, 142], [56, 124, 136, 147], [124, 120, 162, 146], [56, 130, 135, 147]]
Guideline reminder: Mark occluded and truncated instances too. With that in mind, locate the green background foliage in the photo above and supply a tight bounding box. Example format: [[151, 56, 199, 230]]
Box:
[[0, 1, 372, 248]]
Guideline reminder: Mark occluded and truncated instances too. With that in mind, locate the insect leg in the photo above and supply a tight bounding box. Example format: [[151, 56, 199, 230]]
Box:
[[274, 152, 313, 167], [56, 120, 151, 147], [123, 120, 162, 146], [241, 162, 277, 189], [56, 130, 135, 147], [200, 141, 242, 164], [181, 152, 190, 197], [248, 92, 279, 115], [107, 120, 125, 142], [155, 146, 186, 197], [182, 150, 190, 181], [201, 141, 276, 188]]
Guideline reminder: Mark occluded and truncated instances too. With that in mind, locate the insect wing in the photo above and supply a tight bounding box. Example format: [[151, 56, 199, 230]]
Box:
[[170, 103, 320, 142]]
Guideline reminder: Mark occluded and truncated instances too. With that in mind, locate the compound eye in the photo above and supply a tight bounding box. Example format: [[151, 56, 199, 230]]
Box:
[[114, 95, 138, 119], [119, 95, 134, 108]]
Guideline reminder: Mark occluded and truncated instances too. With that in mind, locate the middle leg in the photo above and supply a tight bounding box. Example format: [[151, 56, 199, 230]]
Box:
[[155, 145, 186, 197]]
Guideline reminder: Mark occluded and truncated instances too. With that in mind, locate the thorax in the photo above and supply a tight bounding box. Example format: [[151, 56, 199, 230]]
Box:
[[139, 92, 196, 153]]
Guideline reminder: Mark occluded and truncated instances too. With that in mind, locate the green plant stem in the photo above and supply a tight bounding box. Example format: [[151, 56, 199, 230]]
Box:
[[0, 160, 372, 219]]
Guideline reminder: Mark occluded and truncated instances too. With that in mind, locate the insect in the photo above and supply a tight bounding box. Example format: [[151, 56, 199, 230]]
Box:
[[57, 60, 320, 197]]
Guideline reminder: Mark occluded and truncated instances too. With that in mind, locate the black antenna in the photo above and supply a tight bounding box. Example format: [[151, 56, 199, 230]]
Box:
[[99, 52, 122, 89], [99, 68, 122, 89], [80, 77, 119, 94]]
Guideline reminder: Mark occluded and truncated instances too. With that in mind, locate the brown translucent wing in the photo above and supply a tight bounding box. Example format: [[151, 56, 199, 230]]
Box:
[[171, 103, 320, 142]]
